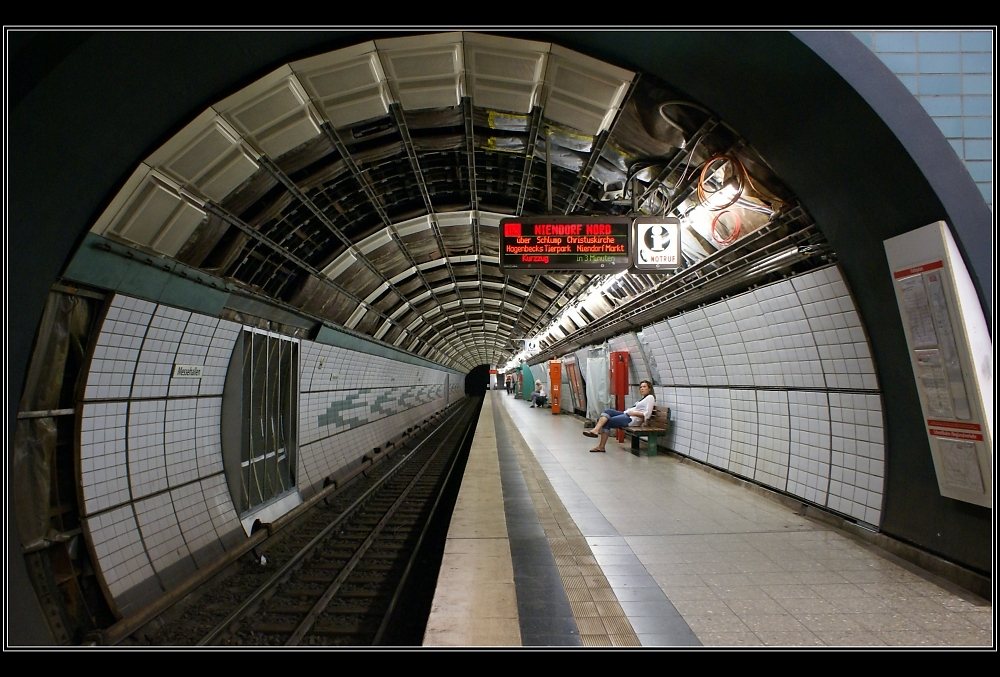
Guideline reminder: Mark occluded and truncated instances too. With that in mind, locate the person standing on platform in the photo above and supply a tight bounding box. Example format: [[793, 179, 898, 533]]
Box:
[[583, 380, 655, 452]]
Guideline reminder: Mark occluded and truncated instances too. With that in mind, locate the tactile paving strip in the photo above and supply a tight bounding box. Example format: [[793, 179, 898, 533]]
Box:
[[499, 404, 641, 648]]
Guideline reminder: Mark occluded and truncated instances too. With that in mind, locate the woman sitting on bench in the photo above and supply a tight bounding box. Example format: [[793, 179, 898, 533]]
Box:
[[583, 380, 654, 452], [529, 381, 547, 408]]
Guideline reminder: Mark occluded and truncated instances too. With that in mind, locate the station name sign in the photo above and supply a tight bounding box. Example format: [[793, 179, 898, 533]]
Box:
[[499, 217, 631, 272], [172, 364, 204, 378]]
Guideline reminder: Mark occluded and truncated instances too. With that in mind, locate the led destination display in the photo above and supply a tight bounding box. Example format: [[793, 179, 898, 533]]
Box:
[[499, 216, 632, 272]]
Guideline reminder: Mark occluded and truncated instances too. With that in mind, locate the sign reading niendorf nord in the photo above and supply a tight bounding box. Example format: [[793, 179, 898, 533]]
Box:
[[499, 216, 631, 272]]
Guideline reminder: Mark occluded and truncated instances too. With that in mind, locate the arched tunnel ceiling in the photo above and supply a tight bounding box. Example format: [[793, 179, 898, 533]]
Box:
[[79, 31, 835, 372]]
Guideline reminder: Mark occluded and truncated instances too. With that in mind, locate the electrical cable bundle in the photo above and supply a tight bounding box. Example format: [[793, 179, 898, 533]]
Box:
[[710, 210, 742, 245], [697, 153, 746, 210]]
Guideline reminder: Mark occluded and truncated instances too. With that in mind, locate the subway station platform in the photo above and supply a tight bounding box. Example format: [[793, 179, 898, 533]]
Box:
[[422, 392, 993, 648]]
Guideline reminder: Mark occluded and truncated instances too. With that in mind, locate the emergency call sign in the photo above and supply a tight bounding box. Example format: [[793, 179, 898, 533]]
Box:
[[499, 216, 632, 272], [633, 217, 681, 270]]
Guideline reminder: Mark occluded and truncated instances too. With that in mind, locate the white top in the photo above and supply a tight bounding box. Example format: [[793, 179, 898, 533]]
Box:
[[627, 395, 655, 426]]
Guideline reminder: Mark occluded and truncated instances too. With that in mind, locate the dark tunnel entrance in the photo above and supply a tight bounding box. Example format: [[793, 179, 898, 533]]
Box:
[[465, 365, 491, 396]]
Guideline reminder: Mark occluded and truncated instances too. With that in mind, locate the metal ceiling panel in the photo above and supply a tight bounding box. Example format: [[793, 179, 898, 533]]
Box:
[[215, 66, 322, 159], [464, 32, 548, 114], [321, 250, 356, 279], [94, 169, 206, 257], [376, 33, 465, 111], [541, 44, 634, 137], [146, 110, 260, 203], [291, 43, 391, 129], [357, 227, 394, 254]]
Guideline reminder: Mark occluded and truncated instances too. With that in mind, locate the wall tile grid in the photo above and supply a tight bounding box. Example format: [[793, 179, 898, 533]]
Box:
[[164, 397, 199, 491], [83, 505, 158, 616], [80, 294, 243, 612], [727, 390, 758, 479], [131, 305, 189, 399], [168, 312, 213, 398], [706, 388, 733, 469], [80, 402, 130, 515], [84, 296, 155, 400], [723, 290, 763, 386], [127, 400, 168, 497], [755, 390, 790, 492], [201, 473, 244, 549], [134, 492, 196, 587], [622, 267, 883, 526], [686, 308, 724, 386], [748, 281, 824, 388], [787, 391, 832, 505], [169, 481, 227, 567], [82, 296, 459, 611], [672, 311, 706, 384], [646, 319, 687, 384], [793, 267, 878, 390], [665, 386, 693, 457], [828, 392, 885, 525]]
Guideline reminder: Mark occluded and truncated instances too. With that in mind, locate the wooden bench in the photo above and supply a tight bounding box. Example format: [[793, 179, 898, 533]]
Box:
[[625, 407, 671, 457]]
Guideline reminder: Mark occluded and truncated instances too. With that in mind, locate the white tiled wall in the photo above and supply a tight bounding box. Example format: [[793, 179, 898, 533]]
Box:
[[644, 320, 687, 383], [714, 300, 752, 385], [706, 388, 732, 469], [170, 481, 226, 567], [687, 387, 711, 464], [633, 266, 885, 526], [134, 492, 195, 587], [132, 305, 189, 399], [84, 505, 158, 615], [165, 398, 199, 486], [689, 308, 726, 387], [665, 386, 692, 456], [672, 312, 706, 383], [787, 391, 832, 506], [81, 402, 131, 515], [747, 283, 823, 388], [80, 294, 244, 616], [755, 390, 790, 492], [201, 473, 243, 547], [80, 294, 461, 615], [127, 400, 168, 498], [728, 389, 758, 479], [794, 267, 878, 390], [84, 296, 155, 400], [828, 392, 885, 525]]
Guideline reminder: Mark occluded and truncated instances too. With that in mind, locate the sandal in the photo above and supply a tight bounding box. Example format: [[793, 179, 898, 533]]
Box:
[[589, 448, 605, 453], [582, 431, 598, 438]]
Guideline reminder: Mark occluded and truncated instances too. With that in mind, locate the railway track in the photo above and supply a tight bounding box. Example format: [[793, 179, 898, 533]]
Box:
[[127, 399, 479, 646]]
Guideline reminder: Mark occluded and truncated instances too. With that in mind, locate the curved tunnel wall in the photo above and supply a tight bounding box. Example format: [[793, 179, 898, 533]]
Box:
[[78, 291, 462, 617], [555, 264, 885, 522], [595, 265, 885, 525], [8, 30, 992, 643]]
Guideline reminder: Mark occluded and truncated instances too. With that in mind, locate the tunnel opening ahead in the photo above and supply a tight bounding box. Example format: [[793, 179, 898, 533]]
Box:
[[465, 365, 490, 397]]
